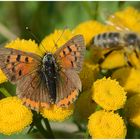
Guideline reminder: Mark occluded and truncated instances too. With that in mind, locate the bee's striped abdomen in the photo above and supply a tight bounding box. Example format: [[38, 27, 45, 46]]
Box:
[[91, 32, 140, 50], [91, 32, 120, 49]]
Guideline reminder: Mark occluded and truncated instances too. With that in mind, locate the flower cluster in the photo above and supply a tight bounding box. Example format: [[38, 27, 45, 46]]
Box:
[[0, 6, 140, 139], [73, 6, 140, 139]]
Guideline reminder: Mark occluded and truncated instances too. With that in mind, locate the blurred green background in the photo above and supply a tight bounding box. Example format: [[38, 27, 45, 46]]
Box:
[[0, 1, 140, 43], [0, 1, 140, 139]]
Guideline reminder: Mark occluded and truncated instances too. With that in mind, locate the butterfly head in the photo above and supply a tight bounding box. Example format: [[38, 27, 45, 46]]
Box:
[[43, 53, 55, 64]]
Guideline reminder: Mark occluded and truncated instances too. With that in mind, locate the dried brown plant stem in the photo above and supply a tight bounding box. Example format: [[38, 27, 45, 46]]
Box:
[[0, 22, 17, 40]]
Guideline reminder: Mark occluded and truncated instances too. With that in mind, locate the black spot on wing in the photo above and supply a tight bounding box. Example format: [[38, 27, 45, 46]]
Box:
[[19, 70, 22, 76], [67, 46, 72, 52], [16, 55, 21, 62], [25, 57, 29, 63]]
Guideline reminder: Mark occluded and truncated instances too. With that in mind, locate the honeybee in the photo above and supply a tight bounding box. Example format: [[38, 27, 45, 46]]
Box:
[[89, 15, 140, 68]]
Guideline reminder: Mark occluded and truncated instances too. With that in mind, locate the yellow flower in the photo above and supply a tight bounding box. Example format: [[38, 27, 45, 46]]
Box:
[[88, 110, 127, 138], [107, 7, 140, 33], [41, 104, 74, 122], [0, 97, 32, 135], [74, 90, 97, 123], [128, 52, 140, 69], [0, 69, 7, 83], [74, 20, 108, 46], [101, 50, 127, 69], [79, 62, 99, 91], [40, 29, 74, 53], [124, 94, 140, 128], [5, 38, 42, 56], [112, 67, 140, 97], [92, 77, 127, 111]]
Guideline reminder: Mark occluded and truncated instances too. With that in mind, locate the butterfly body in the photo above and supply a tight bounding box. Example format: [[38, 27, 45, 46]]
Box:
[[0, 35, 85, 110], [42, 53, 59, 104]]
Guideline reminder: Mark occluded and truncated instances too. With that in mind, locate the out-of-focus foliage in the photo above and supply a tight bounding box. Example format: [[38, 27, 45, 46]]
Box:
[[0, 1, 139, 42]]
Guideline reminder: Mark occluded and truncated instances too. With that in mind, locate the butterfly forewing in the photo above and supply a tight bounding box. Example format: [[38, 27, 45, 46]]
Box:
[[55, 35, 85, 72], [0, 48, 41, 83]]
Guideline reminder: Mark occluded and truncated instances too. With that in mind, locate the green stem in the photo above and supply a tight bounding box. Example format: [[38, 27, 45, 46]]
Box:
[[126, 124, 135, 139], [27, 123, 34, 134], [33, 112, 51, 138], [84, 129, 90, 139], [34, 118, 50, 138], [95, 105, 102, 111], [43, 118, 55, 138], [73, 120, 85, 132], [0, 88, 11, 97]]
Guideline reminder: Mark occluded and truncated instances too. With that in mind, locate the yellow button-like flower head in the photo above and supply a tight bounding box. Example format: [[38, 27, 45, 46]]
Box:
[[108, 7, 140, 33], [5, 38, 42, 56], [40, 29, 74, 53], [92, 77, 127, 110], [0, 69, 8, 83], [101, 50, 127, 69], [0, 97, 32, 135], [88, 110, 127, 138], [41, 104, 74, 122], [124, 94, 140, 128], [74, 20, 108, 46], [112, 67, 140, 97]]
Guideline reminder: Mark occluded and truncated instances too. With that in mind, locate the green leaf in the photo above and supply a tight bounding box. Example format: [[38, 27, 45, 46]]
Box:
[[0, 87, 11, 97]]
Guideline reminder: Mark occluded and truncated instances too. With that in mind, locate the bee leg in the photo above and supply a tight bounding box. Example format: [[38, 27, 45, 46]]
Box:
[[123, 52, 133, 67], [134, 48, 139, 59]]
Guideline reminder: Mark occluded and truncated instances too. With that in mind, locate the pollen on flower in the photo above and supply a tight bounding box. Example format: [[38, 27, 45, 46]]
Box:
[[5, 38, 42, 56], [0, 97, 32, 135], [79, 62, 99, 91], [124, 94, 140, 128], [92, 77, 127, 110], [0, 69, 7, 84], [88, 110, 127, 138], [112, 67, 140, 97], [107, 7, 140, 33], [39, 29, 74, 53], [101, 50, 127, 69], [41, 104, 74, 122], [73, 20, 108, 46]]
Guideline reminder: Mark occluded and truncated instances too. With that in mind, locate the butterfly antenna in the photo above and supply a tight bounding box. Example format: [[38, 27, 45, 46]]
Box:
[[51, 26, 68, 52], [25, 27, 47, 55]]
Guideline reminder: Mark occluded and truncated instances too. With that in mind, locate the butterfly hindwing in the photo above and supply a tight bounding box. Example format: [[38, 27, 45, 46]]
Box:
[[55, 35, 85, 72], [0, 48, 41, 83], [56, 69, 81, 107], [17, 71, 50, 110]]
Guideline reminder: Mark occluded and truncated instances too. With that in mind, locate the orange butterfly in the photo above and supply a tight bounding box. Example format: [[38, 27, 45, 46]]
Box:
[[0, 35, 85, 110]]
